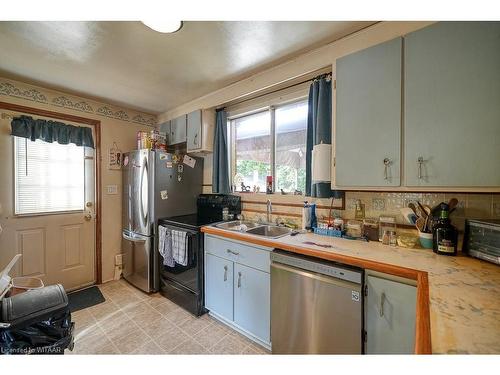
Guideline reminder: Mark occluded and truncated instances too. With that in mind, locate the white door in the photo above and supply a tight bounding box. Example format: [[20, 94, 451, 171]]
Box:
[[0, 110, 96, 291]]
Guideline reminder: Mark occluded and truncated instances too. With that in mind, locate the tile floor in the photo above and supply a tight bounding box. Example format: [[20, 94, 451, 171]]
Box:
[[68, 279, 270, 355]]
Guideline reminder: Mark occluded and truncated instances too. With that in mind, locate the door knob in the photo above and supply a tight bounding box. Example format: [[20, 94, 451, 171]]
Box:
[[84, 213, 92, 221]]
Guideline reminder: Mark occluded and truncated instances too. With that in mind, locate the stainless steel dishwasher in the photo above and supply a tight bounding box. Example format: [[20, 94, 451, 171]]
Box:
[[271, 250, 363, 354]]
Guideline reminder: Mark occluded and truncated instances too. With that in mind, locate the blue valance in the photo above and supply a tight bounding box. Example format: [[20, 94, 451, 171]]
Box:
[[11, 115, 94, 148]]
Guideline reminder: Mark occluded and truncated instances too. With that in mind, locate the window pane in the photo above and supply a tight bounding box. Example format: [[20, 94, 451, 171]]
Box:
[[15, 138, 85, 214], [234, 111, 271, 191], [275, 100, 308, 193]]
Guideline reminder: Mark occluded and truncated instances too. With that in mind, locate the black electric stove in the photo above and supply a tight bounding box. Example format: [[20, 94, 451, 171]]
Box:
[[157, 194, 241, 316]]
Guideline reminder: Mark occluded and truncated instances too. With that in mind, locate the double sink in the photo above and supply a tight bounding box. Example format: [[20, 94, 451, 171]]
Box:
[[214, 220, 292, 239]]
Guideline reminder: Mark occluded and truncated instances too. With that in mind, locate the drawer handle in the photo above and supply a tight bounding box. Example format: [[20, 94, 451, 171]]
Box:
[[237, 272, 242, 288], [223, 265, 228, 282], [379, 292, 386, 317], [226, 249, 239, 256]]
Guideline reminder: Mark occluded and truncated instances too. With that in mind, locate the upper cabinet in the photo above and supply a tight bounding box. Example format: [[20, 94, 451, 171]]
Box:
[[162, 109, 215, 152], [333, 22, 500, 191], [404, 22, 500, 187], [335, 37, 402, 187], [170, 115, 187, 145], [186, 109, 215, 153]]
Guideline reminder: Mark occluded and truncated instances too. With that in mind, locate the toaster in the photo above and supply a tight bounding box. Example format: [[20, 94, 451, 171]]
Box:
[[463, 219, 500, 265]]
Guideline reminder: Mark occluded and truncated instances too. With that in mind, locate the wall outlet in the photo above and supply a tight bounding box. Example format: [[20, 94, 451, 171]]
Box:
[[354, 200, 365, 220], [107, 185, 118, 195], [115, 254, 123, 266]]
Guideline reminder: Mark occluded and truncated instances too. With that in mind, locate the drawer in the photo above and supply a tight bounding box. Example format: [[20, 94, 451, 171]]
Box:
[[205, 235, 271, 273]]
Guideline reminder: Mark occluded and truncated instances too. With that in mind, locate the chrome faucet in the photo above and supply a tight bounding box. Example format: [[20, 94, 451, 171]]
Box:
[[266, 199, 272, 223]]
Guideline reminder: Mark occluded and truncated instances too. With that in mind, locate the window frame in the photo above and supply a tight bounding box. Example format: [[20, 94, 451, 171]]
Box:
[[228, 94, 309, 194], [13, 137, 87, 217]]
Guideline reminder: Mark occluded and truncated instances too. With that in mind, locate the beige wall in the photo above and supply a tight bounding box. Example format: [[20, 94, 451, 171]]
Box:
[[0, 77, 156, 283]]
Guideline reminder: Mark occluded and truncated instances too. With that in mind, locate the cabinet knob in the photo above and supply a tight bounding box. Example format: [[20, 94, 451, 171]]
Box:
[[237, 272, 242, 288], [223, 265, 228, 282], [193, 133, 198, 145]]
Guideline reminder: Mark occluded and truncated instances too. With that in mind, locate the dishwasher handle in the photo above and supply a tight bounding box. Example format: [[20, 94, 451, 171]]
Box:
[[271, 262, 361, 290]]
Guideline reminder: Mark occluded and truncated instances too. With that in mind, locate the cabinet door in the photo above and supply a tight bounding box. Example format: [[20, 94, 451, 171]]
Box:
[[187, 110, 202, 151], [335, 37, 402, 187], [170, 115, 187, 145], [405, 22, 500, 187], [205, 253, 233, 321], [365, 275, 416, 354], [159, 120, 170, 136], [233, 263, 270, 343]]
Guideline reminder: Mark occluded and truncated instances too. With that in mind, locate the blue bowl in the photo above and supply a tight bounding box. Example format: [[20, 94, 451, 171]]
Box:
[[419, 233, 433, 249]]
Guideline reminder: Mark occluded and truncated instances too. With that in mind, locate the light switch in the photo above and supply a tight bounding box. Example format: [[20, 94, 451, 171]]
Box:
[[106, 185, 118, 195]]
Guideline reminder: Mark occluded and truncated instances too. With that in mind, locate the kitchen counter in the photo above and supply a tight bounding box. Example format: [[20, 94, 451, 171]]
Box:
[[201, 226, 500, 354]]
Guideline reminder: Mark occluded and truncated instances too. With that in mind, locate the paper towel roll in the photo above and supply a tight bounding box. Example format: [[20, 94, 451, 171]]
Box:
[[312, 143, 332, 182]]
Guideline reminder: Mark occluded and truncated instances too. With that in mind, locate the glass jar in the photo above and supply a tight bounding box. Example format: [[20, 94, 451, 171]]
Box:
[[379, 215, 397, 242]]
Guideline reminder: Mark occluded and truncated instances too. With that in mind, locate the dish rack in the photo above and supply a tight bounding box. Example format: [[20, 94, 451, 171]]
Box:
[[313, 227, 344, 238]]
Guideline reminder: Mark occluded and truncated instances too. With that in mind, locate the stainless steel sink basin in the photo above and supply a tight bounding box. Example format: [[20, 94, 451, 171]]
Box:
[[245, 225, 292, 239], [214, 220, 261, 232]]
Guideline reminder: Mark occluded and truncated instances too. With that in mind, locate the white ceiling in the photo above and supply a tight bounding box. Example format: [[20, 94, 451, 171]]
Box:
[[0, 21, 375, 114]]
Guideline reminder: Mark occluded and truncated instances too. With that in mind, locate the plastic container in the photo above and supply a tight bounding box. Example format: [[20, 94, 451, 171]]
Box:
[[10, 276, 44, 296], [346, 220, 363, 238], [362, 218, 379, 241], [418, 231, 433, 249]]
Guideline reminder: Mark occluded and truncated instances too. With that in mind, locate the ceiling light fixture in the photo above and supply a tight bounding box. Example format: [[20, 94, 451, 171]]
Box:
[[141, 20, 183, 34]]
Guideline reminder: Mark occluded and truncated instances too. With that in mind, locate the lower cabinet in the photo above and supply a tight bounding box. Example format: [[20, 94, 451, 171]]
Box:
[[365, 274, 417, 354], [205, 253, 233, 321], [233, 263, 270, 343], [204, 234, 271, 347]]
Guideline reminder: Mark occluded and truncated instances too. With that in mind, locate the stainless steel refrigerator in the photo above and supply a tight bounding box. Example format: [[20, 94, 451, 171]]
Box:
[[121, 149, 203, 292]]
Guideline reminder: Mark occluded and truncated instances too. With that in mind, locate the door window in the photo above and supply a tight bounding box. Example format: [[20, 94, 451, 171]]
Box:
[[14, 137, 85, 215]]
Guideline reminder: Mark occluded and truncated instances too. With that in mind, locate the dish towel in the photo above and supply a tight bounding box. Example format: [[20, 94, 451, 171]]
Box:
[[158, 226, 174, 267], [171, 230, 188, 266]]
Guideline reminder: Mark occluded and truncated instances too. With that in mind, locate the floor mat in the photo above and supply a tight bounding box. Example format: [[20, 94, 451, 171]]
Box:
[[68, 286, 105, 313]]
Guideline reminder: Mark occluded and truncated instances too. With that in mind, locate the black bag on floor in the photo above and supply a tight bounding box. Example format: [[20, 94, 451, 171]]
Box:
[[0, 284, 74, 355]]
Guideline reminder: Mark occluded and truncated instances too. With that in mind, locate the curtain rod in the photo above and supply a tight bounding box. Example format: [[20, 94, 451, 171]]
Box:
[[217, 70, 332, 111]]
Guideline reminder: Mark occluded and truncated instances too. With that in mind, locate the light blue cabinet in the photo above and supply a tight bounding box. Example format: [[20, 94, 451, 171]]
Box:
[[170, 115, 187, 145], [335, 37, 402, 187], [205, 253, 233, 321], [365, 275, 417, 354], [404, 22, 500, 187], [158, 120, 170, 141], [204, 234, 271, 347], [187, 110, 202, 151], [234, 263, 270, 343]]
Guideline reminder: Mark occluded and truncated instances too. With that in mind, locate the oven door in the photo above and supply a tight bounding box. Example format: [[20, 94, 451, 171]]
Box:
[[158, 225, 201, 293]]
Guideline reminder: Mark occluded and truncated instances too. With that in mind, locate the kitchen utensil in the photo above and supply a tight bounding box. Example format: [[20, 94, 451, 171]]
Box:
[[408, 203, 419, 218], [302, 241, 332, 248], [416, 217, 426, 232], [416, 201, 428, 218], [400, 208, 417, 224]]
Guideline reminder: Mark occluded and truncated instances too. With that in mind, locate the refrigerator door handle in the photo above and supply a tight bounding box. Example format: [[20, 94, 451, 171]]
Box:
[[122, 232, 146, 242]]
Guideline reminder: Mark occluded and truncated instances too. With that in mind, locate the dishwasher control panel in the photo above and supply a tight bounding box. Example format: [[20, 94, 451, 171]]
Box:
[[271, 251, 362, 284]]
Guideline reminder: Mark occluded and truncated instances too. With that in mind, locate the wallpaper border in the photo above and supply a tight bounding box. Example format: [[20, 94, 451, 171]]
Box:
[[0, 79, 157, 127]]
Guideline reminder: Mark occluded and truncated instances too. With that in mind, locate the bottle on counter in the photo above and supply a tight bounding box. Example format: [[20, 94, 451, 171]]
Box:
[[432, 203, 458, 256]]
